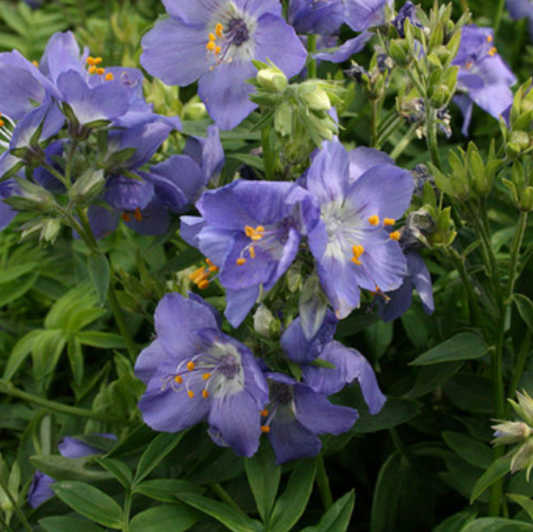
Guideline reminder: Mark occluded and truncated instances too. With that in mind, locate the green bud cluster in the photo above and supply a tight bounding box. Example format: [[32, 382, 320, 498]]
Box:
[[502, 80, 533, 157]]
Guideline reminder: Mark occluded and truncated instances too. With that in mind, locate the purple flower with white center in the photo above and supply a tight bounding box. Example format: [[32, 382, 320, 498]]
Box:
[[261, 373, 358, 464], [140, 0, 307, 130], [452, 25, 516, 135], [281, 311, 387, 409], [135, 293, 268, 457], [181, 180, 319, 327], [304, 140, 414, 320], [27, 434, 115, 508], [377, 251, 434, 322]]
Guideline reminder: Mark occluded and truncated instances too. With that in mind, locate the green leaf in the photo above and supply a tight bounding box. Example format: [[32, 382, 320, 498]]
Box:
[[352, 397, 420, 433], [134, 431, 188, 485], [300, 490, 355, 532], [176, 492, 262, 532], [0, 272, 38, 307], [52, 481, 124, 529], [87, 252, 110, 306], [39, 516, 105, 532], [129, 504, 200, 532], [432, 509, 477, 532], [371, 452, 403, 532], [471, 457, 512, 502], [508, 493, 533, 521], [410, 332, 487, 365], [406, 362, 463, 399], [444, 374, 495, 414], [442, 431, 492, 469], [94, 457, 132, 489], [269, 458, 317, 532], [228, 153, 265, 171], [133, 479, 205, 503], [3, 329, 41, 380], [245, 441, 281, 524], [461, 518, 533, 531], [514, 294, 533, 331], [30, 455, 111, 483], [76, 331, 126, 349]]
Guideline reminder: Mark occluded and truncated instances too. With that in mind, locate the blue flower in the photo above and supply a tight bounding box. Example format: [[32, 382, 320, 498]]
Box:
[[27, 434, 115, 508], [289, 0, 347, 35], [141, 0, 307, 130], [452, 25, 516, 135], [392, 1, 422, 38], [134, 293, 269, 457], [181, 180, 319, 327], [261, 373, 358, 464], [507, 0, 533, 40], [305, 140, 414, 319]]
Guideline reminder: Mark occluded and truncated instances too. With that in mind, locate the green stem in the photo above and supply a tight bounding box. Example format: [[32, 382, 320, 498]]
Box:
[[0, 474, 31, 532], [494, 0, 506, 36], [123, 491, 133, 532], [108, 282, 138, 361], [505, 211, 528, 302], [425, 106, 442, 170], [390, 125, 417, 160], [370, 99, 379, 148], [65, 139, 79, 189], [375, 116, 404, 149], [459, 0, 468, 12], [261, 127, 276, 180], [316, 454, 333, 511], [508, 330, 532, 406], [0, 514, 16, 532], [0, 380, 129, 423], [43, 162, 69, 189], [307, 34, 317, 79], [209, 483, 242, 513]]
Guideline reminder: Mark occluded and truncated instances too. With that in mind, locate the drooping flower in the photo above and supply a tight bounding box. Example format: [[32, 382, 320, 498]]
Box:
[[141, 0, 307, 130], [452, 25, 516, 135], [304, 139, 414, 319], [27, 434, 115, 508], [181, 180, 319, 327], [135, 293, 268, 457]]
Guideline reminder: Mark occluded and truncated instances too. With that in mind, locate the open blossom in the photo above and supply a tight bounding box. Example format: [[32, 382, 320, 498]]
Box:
[[305, 140, 414, 319], [27, 434, 115, 508], [452, 25, 516, 135], [181, 180, 319, 327], [134, 293, 268, 457], [141, 0, 306, 130]]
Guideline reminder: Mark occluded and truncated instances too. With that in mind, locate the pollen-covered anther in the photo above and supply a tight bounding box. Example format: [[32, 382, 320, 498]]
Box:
[[209, 33, 216, 41], [203, 373, 211, 380], [174, 375, 183, 384], [245, 225, 265, 241], [383, 218, 395, 226], [215, 23, 224, 38], [121, 212, 131, 223], [32, 60, 39, 67], [0, 119, 4, 128], [368, 215, 380, 226], [190, 259, 218, 289], [215, 46, 222, 55], [187, 361, 196, 371], [206, 41, 216, 52], [86, 56, 103, 66], [487, 34, 493, 43], [389, 231, 401, 241], [351, 244, 365, 265], [261, 425, 271, 433], [187, 390, 195, 398], [236, 257, 247, 266], [89, 65, 97, 75], [260, 409, 269, 417], [198, 279, 210, 289], [96, 67, 106, 76], [488, 47, 497, 57], [133, 207, 142, 222], [105, 72, 114, 81]]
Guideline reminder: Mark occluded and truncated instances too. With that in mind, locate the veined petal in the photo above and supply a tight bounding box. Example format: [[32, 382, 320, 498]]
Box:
[[348, 146, 394, 183], [135, 339, 168, 385], [314, 32, 373, 63], [225, 286, 260, 327]]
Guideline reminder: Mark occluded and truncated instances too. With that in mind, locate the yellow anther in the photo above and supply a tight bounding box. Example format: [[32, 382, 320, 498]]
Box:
[[261, 425, 271, 433], [174, 375, 183, 384], [206, 258, 213, 266], [368, 215, 380, 226], [198, 279, 209, 289], [249, 246, 256, 259], [488, 47, 497, 57], [465, 60, 473, 69], [245, 226, 254, 237], [187, 390, 195, 398], [383, 218, 395, 226], [209, 33, 217, 41], [133, 207, 142, 222], [487, 34, 493, 43], [351, 244, 365, 265], [215, 23, 224, 38], [209, 264, 218, 272], [121, 212, 131, 222], [202, 389, 210, 399], [215, 46, 222, 55], [32, 60, 39, 67], [89, 65, 97, 75], [189, 267, 206, 283], [187, 361, 196, 371], [237, 258, 247, 266], [96, 67, 105, 76], [86, 56, 96, 65], [203, 373, 212, 380], [105, 72, 114, 81], [389, 231, 401, 241], [260, 409, 269, 417], [256, 226, 265, 233], [206, 41, 216, 52], [94, 57, 103, 65], [0, 119, 4, 128]]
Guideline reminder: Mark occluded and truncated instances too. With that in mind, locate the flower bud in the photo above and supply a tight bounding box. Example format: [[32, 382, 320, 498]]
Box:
[[492, 421, 532, 446], [520, 187, 533, 212], [388, 39, 411, 67], [511, 391, 533, 426], [68, 168, 105, 206], [301, 86, 332, 112], [257, 67, 288, 93], [253, 305, 275, 339], [5, 178, 56, 214], [510, 439, 533, 479], [508, 131, 531, 155]]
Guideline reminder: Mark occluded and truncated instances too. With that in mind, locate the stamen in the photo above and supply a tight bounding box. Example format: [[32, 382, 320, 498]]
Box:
[[121, 212, 131, 222], [215, 46, 222, 55], [209, 33, 216, 41], [488, 47, 497, 57], [236, 258, 247, 266], [487, 34, 493, 43], [187, 361, 196, 371], [32, 60, 39, 67], [202, 389, 210, 399], [368, 215, 380, 226], [89, 65, 97, 75], [215, 23, 224, 38], [105, 73, 114, 81], [203, 373, 211, 380], [206, 41, 216, 52], [0, 119, 4, 128], [96, 68, 105, 76], [351, 244, 365, 265], [260, 409, 269, 417], [189, 259, 218, 289], [389, 231, 401, 241], [187, 390, 195, 399], [249, 246, 256, 259], [174, 375, 183, 384], [383, 218, 395, 226], [133, 207, 142, 222], [261, 426, 271, 433], [198, 279, 209, 289]]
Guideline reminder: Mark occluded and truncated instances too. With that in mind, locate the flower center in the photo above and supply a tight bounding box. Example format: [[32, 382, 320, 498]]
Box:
[[86, 56, 114, 81], [236, 224, 287, 266], [226, 18, 249, 46], [189, 258, 219, 289]]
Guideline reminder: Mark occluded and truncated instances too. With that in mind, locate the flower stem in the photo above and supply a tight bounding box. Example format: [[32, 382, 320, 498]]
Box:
[[123, 491, 133, 532], [508, 330, 532, 407], [108, 281, 138, 362], [261, 127, 276, 180], [307, 34, 317, 79], [505, 211, 528, 302], [370, 99, 379, 148], [494, 0, 506, 36], [316, 454, 333, 511], [0, 380, 130, 423], [390, 125, 417, 160], [425, 106, 442, 171], [0, 474, 32, 532]]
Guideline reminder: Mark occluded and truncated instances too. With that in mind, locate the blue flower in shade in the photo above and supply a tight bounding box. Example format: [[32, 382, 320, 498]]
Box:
[[507, 0, 533, 40], [27, 434, 115, 508], [261, 373, 358, 464], [289, 0, 347, 35], [452, 25, 516, 135], [181, 180, 319, 327], [141, 0, 307, 130], [281, 311, 387, 409], [304, 140, 414, 320], [377, 251, 434, 322], [313, 0, 392, 63], [134, 293, 268, 457], [392, 1, 422, 37]]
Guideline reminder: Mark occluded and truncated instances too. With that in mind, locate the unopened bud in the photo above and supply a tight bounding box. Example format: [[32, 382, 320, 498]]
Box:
[[511, 391, 533, 426], [389, 39, 411, 67], [253, 305, 275, 339], [510, 439, 533, 479], [5, 178, 55, 213], [492, 421, 532, 446], [68, 168, 105, 206], [299, 83, 332, 112], [520, 187, 533, 212], [257, 67, 288, 93], [509, 131, 531, 153]]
